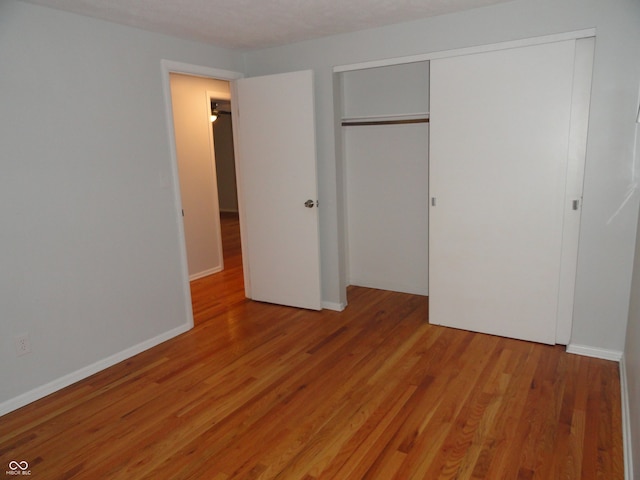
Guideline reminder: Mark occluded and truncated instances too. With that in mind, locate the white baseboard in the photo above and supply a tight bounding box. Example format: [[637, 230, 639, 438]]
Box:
[[567, 344, 632, 478], [566, 344, 623, 361], [620, 355, 634, 480], [322, 301, 347, 312], [0, 323, 192, 417], [189, 266, 223, 281]]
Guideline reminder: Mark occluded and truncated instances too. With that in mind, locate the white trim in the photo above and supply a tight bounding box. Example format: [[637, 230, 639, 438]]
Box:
[[620, 355, 634, 480], [568, 342, 629, 479], [334, 29, 596, 73], [0, 323, 191, 417], [161, 63, 196, 332], [321, 301, 347, 312], [160, 60, 243, 81], [566, 344, 623, 361], [229, 80, 252, 299], [555, 37, 595, 344], [206, 89, 225, 276], [189, 266, 223, 281]]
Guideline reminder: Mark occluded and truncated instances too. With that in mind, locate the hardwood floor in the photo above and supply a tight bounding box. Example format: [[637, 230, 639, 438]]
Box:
[[0, 213, 623, 479]]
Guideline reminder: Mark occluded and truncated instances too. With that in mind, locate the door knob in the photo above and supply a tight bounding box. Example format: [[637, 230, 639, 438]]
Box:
[[304, 199, 316, 208]]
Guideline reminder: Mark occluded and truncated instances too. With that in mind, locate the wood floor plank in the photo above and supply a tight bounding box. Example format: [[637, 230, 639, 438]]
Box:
[[0, 213, 623, 479], [478, 345, 543, 479]]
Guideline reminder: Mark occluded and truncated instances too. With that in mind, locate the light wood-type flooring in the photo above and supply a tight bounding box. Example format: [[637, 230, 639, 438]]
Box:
[[0, 212, 623, 479]]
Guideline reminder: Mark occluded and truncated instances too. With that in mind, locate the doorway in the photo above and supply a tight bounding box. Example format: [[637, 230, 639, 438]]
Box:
[[210, 98, 239, 216], [161, 61, 246, 327], [169, 75, 244, 322], [339, 61, 430, 297], [209, 95, 243, 311], [163, 62, 324, 318], [169, 73, 229, 281]]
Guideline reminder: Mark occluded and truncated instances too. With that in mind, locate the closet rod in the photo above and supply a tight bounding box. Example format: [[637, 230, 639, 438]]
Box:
[[341, 117, 429, 127]]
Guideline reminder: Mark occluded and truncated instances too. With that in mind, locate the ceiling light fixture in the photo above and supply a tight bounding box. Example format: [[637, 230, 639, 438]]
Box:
[[210, 101, 219, 123]]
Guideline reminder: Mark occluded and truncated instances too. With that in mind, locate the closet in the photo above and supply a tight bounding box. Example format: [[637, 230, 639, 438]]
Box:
[[338, 33, 593, 346], [341, 62, 430, 296], [429, 38, 593, 345]]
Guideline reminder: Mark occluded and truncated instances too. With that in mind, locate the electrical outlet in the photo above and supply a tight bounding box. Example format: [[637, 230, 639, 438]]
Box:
[[15, 333, 32, 356]]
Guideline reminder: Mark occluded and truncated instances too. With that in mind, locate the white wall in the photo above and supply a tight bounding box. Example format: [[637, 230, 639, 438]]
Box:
[[344, 124, 429, 295], [341, 62, 430, 119], [243, 0, 640, 356], [0, 0, 242, 413], [169, 73, 229, 279]]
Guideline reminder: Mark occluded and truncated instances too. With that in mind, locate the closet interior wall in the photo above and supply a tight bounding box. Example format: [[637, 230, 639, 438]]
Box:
[[340, 62, 430, 296]]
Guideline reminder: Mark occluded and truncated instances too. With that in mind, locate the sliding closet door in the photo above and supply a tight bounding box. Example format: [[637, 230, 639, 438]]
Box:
[[429, 40, 578, 344]]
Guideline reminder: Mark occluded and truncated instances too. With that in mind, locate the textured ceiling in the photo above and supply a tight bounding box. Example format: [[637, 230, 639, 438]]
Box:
[[21, 0, 514, 50]]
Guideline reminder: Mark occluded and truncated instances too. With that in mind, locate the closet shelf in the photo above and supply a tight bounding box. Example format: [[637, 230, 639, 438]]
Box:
[[341, 113, 429, 126]]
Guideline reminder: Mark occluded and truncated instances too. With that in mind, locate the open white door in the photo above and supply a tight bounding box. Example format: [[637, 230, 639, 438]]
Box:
[[429, 40, 586, 344], [235, 70, 322, 310]]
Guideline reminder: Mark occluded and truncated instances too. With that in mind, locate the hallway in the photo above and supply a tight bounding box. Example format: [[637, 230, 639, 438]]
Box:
[[190, 212, 245, 324]]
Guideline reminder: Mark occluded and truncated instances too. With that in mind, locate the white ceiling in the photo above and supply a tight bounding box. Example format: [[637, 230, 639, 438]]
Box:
[[21, 0, 515, 50]]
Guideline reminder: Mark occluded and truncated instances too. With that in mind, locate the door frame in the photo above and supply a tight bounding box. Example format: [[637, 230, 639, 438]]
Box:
[[195, 89, 227, 279], [160, 60, 245, 327]]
